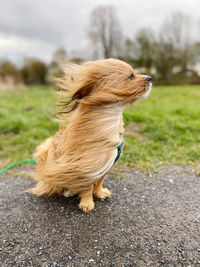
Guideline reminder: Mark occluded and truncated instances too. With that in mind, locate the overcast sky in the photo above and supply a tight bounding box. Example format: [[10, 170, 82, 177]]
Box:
[[0, 0, 199, 65]]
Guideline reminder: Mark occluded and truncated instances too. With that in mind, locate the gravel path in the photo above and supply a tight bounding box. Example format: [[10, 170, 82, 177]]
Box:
[[0, 166, 200, 266]]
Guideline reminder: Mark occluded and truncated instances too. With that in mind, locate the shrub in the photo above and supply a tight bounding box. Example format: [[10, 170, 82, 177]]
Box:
[[21, 59, 48, 84]]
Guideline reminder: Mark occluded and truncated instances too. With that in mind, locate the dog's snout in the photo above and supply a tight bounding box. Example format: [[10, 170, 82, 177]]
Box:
[[146, 76, 152, 82]]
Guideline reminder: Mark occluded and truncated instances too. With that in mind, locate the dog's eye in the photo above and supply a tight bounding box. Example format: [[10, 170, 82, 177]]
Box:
[[128, 73, 134, 80]]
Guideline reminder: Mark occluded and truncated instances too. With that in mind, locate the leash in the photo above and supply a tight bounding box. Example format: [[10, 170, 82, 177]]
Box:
[[0, 159, 36, 175]]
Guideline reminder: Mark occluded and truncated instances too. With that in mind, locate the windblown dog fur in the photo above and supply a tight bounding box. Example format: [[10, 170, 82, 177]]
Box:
[[29, 58, 152, 212]]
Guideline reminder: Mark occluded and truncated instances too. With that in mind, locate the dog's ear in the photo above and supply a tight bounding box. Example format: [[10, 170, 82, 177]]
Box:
[[71, 82, 94, 100], [57, 63, 97, 115]]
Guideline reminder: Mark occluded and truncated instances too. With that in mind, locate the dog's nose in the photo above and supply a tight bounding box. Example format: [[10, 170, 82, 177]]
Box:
[[146, 76, 152, 82]]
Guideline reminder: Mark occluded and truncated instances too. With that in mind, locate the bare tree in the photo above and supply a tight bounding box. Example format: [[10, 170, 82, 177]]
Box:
[[88, 5, 123, 59]]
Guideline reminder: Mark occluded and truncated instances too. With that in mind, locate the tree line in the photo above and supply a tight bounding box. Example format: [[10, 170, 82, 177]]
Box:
[[0, 59, 47, 86], [0, 5, 200, 87], [89, 6, 200, 84]]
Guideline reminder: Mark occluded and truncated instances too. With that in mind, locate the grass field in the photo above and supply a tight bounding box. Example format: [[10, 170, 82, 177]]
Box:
[[0, 85, 200, 171]]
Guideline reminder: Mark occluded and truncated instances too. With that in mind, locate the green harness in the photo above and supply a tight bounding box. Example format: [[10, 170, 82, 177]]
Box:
[[114, 136, 123, 164]]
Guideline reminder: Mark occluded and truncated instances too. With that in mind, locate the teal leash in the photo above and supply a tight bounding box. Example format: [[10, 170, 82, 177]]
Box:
[[0, 159, 36, 175]]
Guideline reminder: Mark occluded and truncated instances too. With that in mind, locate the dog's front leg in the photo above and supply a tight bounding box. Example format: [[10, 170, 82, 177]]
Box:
[[79, 186, 95, 212], [93, 175, 111, 199]]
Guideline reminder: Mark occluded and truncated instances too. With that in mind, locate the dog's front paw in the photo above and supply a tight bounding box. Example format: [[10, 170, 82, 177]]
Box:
[[79, 200, 95, 212], [94, 188, 111, 199]]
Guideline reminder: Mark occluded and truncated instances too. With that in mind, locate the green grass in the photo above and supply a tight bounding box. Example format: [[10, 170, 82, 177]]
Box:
[[122, 85, 200, 170], [0, 85, 58, 168], [0, 84, 200, 171]]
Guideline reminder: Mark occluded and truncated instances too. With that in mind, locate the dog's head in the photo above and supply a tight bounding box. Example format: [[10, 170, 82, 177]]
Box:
[[58, 58, 152, 114]]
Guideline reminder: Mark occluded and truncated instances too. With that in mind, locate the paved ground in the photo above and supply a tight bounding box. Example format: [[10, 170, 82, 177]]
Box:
[[0, 165, 200, 266]]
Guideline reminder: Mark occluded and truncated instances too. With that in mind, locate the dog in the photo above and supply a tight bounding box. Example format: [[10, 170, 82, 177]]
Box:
[[29, 58, 152, 212]]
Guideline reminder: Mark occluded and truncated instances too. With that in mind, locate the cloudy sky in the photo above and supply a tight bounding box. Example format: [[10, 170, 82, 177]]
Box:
[[0, 0, 199, 65]]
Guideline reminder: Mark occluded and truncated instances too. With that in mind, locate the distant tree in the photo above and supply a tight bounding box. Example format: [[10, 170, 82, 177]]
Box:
[[0, 61, 22, 83], [48, 48, 68, 80], [21, 59, 47, 84], [156, 13, 196, 82], [70, 57, 84, 64], [21, 65, 29, 84], [88, 5, 123, 58], [194, 42, 200, 63], [52, 48, 67, 63], [125, 28, 156, 72]]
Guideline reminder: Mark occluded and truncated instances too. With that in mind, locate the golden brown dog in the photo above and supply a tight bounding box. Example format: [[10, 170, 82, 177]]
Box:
[[29, 58, 152, 212]]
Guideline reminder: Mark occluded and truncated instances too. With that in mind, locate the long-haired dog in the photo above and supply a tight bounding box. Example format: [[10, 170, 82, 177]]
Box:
[[29, 58, 152, 212]]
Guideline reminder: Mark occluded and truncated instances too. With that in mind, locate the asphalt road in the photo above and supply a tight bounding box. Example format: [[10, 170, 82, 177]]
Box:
[[0, 166, 200, 266]]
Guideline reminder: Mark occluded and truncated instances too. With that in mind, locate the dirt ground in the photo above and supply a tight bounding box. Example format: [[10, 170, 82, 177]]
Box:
[[0, 165, 200, 266]]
